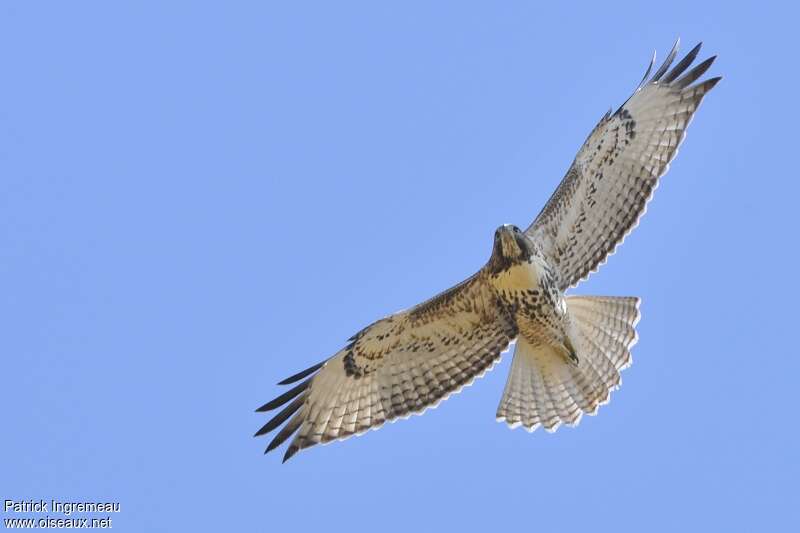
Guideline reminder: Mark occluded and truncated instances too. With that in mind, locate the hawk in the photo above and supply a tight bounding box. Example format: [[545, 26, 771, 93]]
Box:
[[256, 40, 720, 462]]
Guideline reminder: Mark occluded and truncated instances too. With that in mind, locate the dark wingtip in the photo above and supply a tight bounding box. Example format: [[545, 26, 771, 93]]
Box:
[[253, 395, 306, 437], [651, 38, 680, 82], [704, 76, 723, 91], [662, 42, 703, 84], [277, 361, 325, 385], [254, 422, 274, 438], [674, 55, 717, 89], [266, 437, 282, 454], [636, 49, 657, 91], [255, 378, 312, 412], [696, 76, 722, 94], [282, 445, 300, 463]]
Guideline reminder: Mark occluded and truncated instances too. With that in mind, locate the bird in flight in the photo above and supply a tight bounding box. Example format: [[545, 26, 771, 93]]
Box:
[[256, 40, 720, 462]]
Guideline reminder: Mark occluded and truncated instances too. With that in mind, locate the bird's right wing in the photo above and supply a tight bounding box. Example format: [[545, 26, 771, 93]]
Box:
[[255, 274, 518, 461], [526, 40, 720, 290]]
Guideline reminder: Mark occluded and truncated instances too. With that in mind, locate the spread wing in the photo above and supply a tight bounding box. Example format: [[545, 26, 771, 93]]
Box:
[[526, 40, 721, 290], [255, 274, 518, 462]]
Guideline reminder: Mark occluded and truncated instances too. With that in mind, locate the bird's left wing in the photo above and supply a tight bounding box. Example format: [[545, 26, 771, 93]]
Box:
[[255, 274, 517, 462], [526, 40, 720, 290]]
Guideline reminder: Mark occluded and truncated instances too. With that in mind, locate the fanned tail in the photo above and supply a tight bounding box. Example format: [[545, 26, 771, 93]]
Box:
[[496, 296, 640, 431]]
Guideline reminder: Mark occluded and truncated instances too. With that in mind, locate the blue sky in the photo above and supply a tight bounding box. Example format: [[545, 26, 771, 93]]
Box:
[[2, 1, 798, 531]]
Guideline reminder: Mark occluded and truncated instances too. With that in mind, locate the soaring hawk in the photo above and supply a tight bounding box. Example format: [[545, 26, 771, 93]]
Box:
[[256, 40, 720, 462]]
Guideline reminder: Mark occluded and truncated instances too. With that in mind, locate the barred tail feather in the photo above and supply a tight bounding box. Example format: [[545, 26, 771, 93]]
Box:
[[496, 295, 640, 432]]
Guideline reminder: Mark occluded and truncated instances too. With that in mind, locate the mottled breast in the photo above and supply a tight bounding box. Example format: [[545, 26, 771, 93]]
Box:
[[491, 255, 567, 345]]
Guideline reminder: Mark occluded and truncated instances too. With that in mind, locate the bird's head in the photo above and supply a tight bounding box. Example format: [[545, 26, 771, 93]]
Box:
[[489, 224, 533, 271]]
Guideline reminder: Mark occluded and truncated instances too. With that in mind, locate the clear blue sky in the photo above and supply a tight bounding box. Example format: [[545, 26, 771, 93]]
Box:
[[2, 1, 797, 531]]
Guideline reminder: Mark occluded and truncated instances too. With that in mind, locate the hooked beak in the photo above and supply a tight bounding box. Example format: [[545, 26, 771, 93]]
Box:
[[499, 230, 520, 257]]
